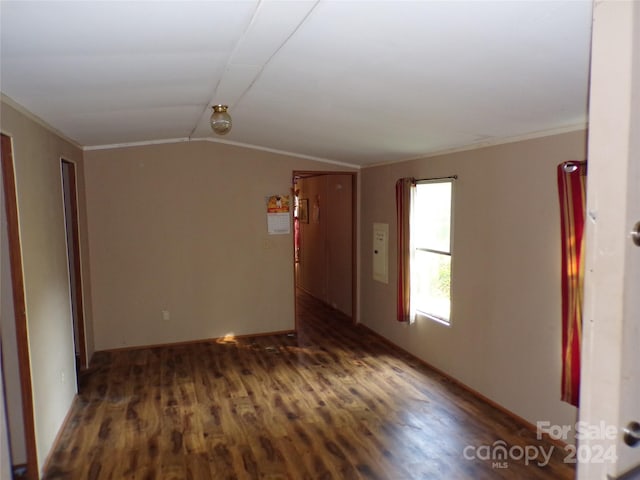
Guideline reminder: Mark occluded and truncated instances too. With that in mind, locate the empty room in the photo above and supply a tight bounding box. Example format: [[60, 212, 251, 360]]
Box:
[[1, 1, 638, 479]]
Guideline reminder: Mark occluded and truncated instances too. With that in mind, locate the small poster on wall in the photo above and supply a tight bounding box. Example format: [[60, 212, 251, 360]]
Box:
[[267, 194, 291, 213], [266, 194, 291, 235]]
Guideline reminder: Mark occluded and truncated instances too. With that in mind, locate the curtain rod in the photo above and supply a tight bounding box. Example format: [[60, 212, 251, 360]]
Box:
[[413, 175, 458, 183]]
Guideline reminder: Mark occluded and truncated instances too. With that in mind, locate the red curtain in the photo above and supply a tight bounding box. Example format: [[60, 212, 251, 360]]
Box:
[[396, 178, 415, 323], [557, 161, 587, 407], [294, 217, 300, 263]]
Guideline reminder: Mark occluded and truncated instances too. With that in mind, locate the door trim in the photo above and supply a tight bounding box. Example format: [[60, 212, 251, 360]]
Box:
[[61, 159, 87, 370], [1, 133, 38, 479]]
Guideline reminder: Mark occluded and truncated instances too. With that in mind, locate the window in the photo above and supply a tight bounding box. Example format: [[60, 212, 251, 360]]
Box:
[[412, 180, 453, 323]]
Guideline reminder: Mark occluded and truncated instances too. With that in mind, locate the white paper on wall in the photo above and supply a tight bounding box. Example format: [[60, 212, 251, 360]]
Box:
[[267, 212, 290, 235]]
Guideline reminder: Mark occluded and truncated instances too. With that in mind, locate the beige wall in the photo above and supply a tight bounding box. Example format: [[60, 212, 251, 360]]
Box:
[[84, 141, 355, 351], [0, 98, 87, 473], [296, 174, 353, 316], [360, 130, 586, 432]]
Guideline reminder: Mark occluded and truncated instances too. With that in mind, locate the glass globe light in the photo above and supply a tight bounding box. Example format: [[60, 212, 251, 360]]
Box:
[[210, 105, 232, 135]]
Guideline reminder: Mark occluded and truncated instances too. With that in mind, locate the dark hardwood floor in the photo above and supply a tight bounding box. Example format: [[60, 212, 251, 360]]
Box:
[[43, 290, 575, 479]]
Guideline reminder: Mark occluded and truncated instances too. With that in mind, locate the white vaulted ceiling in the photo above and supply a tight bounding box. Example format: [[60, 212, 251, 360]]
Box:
[[0, 1, 592, 167]]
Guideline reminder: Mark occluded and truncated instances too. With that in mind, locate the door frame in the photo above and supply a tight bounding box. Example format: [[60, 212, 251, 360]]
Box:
[[1, 133, 38, 479], [61, 159, 87, 370], [292, 170, 358, 328]]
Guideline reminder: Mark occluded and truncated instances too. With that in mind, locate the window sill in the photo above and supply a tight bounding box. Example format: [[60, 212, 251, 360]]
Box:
[[416, 311, 451, 326]]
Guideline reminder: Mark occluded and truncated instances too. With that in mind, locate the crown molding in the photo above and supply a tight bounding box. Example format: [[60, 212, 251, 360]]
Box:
[[1, 94, 83, 149], [363, 123, 588, 169]]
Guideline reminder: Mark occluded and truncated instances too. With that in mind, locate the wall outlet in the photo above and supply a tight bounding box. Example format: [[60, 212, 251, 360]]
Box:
[[162, 310, 170, 321]]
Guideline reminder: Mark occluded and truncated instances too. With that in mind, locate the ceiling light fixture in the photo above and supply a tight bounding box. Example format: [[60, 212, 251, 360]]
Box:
[[210, 105, 232, 135]]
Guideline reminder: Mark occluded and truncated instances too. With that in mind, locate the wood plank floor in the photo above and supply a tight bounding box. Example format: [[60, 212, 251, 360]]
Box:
[[43, 290, 575, 479]]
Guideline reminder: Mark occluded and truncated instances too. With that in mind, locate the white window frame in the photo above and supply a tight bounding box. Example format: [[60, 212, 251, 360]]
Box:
[[412, 178, 454, 325]]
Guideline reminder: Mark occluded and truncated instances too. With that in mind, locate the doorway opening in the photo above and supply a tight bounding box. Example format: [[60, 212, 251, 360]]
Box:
[[61, 160, 87, 378], [292, 171, 357, 328]]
